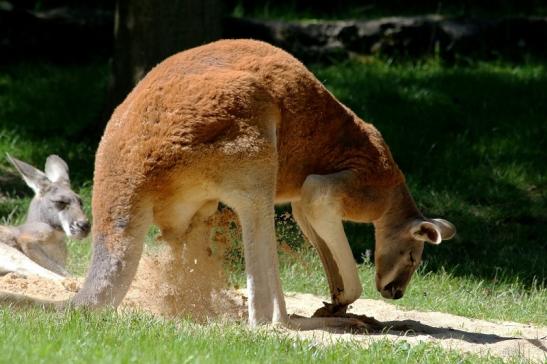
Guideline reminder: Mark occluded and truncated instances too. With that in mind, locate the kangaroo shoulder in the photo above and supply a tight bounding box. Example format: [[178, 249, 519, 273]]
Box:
[[15, 223, 60, 246]]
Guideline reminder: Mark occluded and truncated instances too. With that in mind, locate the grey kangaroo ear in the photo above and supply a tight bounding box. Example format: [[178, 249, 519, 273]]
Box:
[[45, 155, 70, 184], [6, 153, 51, 194]]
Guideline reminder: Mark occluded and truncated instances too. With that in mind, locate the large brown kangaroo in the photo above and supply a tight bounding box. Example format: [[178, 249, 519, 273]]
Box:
[[0, 40, 455, 329]]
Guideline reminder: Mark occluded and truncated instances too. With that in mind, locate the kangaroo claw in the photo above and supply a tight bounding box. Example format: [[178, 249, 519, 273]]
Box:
[[311, 301, 385, 332]]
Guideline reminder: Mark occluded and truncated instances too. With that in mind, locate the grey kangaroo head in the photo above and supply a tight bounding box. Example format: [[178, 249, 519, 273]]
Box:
[[7, 154, 90, 239]]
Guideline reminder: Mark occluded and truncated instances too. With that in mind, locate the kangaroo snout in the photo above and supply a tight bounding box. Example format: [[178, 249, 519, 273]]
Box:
[[70, 220, 90, 238], [376, 269, 411, 300], [380, 281, 404, 300]]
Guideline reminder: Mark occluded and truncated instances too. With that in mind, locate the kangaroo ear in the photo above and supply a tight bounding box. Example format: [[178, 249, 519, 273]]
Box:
[[431, 218, 456, 240], [45, 155, 70, 184], [6, 154, 51, 194], [410, 219, 457, 245], [410, 221, 442, 245]]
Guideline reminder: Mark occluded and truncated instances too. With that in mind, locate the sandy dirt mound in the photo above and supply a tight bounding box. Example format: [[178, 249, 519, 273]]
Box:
[[0, 209, 545, 362], [0, 272, 79, 300]]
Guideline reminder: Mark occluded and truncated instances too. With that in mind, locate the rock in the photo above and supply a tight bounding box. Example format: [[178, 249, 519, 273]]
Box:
[[2, 8, 546, 64], [225, 16, 547, 63], [224, 17, 351, 63]]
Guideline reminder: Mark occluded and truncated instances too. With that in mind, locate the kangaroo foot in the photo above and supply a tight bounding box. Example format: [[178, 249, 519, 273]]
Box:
[[288, 313, 369, 333], [311, 301, 384, 332]]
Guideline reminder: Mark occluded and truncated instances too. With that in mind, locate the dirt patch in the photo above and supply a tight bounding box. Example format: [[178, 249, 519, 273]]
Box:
[[283, 292, 547, 362], [0, 209, 545, 362], [122, 208, 246, 321], [0, 272, 79, 300]]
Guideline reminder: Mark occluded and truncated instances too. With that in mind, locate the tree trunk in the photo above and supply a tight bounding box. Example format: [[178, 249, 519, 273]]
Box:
[[96, 0, 223, 136]]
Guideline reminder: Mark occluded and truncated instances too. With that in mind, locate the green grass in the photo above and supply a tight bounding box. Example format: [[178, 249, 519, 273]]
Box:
[[0, 62, 106, 193], [0, 58, 545, 362], [0, 308, 522, 364]]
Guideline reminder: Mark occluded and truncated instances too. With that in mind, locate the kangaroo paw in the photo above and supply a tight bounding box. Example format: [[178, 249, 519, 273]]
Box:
[[288, 314, 369, 333], [311, 301, 384, 332], [312, 301, 348, 317]]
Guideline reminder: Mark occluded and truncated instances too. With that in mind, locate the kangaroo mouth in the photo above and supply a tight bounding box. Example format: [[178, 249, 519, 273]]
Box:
[[378, 270, 411, 300], [69, 227, 90, 239], [381, 281, 405, 299], [68, 221, 91, 239]]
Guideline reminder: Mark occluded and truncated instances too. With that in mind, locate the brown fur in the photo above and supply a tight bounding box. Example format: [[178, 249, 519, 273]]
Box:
[[96, 39, 403, 211]]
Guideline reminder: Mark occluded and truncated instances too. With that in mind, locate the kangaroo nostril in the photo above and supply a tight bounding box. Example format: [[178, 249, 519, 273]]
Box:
[[74, 221, 90, 232], [393, 289, 403, 299], [383, 281, 396, 293]]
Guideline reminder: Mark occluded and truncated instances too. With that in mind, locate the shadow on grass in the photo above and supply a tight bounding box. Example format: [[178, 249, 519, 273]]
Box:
[[314, 60, 547, 285], [0, 62, 108, 187]]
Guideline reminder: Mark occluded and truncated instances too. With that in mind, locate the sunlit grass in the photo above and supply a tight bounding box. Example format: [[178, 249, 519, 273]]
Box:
[[0, 308, 518, 364]]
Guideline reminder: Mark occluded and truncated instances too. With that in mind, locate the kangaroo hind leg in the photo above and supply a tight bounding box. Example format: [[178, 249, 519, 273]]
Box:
[[223, 189, 287, 326]]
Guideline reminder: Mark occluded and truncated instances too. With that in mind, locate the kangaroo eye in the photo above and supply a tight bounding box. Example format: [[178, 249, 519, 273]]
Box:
[[54, 201, 68, 209], [409, 251, 416, 264]]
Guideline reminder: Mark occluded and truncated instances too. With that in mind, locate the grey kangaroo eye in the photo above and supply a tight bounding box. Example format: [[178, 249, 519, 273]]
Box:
[[54, 201, 68, 210]]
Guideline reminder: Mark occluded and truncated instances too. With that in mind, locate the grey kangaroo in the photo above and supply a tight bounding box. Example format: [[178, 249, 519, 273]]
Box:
[[0, 154, 90, 277]]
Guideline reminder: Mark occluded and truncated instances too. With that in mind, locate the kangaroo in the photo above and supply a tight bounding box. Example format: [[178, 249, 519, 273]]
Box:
[[0, 155, 90, 277], [0, 40, 455, 329]]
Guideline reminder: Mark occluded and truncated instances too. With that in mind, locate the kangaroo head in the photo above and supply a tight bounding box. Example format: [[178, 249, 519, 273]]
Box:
[[373, 186, 456, 300], [7, 154, 90, 239]]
